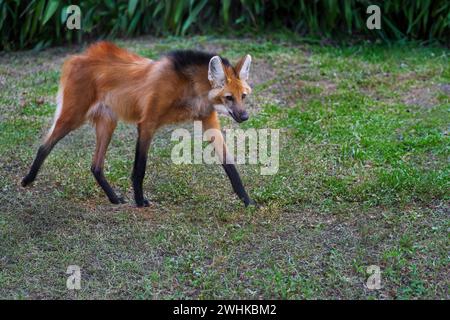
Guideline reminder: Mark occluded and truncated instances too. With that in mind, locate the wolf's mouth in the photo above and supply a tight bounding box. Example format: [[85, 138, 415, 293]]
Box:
[[229, 111, 243, 123]]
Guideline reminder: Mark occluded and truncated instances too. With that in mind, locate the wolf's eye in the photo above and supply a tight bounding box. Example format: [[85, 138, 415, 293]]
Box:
[[242, 93, 247, 100], [225, 95, 233, 101]]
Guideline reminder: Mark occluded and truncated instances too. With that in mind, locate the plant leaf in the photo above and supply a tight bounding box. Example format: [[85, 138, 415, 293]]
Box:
[[42, 0, 59, 25], [128, 0, 138, 16]]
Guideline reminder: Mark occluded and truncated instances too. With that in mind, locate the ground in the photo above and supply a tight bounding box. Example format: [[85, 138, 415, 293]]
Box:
[[0, 35, 448, 299]]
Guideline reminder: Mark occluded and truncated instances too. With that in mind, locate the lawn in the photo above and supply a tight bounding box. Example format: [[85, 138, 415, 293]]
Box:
[[0, 35, 448, 299]]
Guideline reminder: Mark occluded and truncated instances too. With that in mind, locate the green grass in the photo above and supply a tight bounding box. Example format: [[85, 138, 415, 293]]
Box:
[[0, 35, 449, 299]]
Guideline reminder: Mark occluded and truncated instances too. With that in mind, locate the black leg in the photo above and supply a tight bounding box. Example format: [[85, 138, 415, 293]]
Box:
[[91, 117, 123, 204], [131, 127, 152, 207], [22, 124, 71, 187], [91, 166, 124, 204], [21, 145, 53, 187], [222, 164, 254, 207]]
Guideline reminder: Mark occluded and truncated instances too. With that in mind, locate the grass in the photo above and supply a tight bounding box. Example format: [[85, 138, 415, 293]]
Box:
[[0, 35, 449, 299]]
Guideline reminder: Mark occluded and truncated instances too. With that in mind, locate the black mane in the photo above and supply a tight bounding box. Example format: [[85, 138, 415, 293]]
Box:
[[166, 50, 231, 73]]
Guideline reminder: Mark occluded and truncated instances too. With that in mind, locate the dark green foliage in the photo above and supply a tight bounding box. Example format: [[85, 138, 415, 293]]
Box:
[[0, 0, 449, 50]]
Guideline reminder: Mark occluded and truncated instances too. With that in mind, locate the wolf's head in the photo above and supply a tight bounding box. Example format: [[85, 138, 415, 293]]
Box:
[[207, 55, 252, 123]]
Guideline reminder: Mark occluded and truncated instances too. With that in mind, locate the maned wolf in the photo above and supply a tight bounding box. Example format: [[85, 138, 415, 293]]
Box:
[[22, 42, 255, 207]]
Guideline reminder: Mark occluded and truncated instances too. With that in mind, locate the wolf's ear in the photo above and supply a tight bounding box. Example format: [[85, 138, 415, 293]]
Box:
[[208, 56, 226, 88], [236, 54, 251, 81]]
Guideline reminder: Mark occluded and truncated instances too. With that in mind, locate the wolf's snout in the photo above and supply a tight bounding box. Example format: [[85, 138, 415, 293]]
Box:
[[238, 110, 249, 122]]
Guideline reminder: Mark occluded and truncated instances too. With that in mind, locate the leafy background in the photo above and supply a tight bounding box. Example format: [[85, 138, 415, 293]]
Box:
[[1, 0, 449, 50]]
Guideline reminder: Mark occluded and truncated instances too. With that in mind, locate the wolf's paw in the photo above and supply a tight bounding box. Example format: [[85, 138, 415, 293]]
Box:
[[136, 198, 150, 208], [21, 175, 35, 187], [244, 199, 257, 207], [110, 196, 126, 205]]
